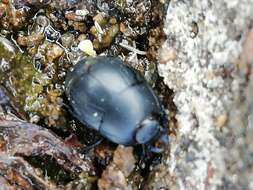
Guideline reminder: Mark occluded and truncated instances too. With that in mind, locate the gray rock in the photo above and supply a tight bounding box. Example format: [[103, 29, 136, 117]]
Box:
[[155, 0, 253, 189]]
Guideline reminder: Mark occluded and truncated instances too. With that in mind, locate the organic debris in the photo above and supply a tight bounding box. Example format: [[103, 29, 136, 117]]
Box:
[[0, 0, 169, 189]]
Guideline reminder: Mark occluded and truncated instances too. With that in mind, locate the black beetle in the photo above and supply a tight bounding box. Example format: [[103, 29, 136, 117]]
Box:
[[65, 56, 168, 152]]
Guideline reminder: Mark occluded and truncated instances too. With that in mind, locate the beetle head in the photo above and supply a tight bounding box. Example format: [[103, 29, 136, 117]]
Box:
[[135, 116, 169, 153], [135, 117, 160, 144]]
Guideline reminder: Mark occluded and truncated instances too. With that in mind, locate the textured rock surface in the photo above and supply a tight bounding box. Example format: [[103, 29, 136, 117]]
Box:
[[156, 0, 253, 189], [98, 146, 136, 190]]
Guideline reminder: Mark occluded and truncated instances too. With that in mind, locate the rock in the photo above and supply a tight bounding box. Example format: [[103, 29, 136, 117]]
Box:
[[46, 43, 64, 62], [61, 33, 75, 48], [98, 165, 129, 190], [113, 146, 136, 177], [98, 146, 136, 190], [78, 39, 96, 56], [156, 0, 253, 189]]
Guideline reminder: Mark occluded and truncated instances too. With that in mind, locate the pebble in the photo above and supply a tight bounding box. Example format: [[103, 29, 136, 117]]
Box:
[[61, 33, 75, 48], [78, 39, 96, 56], [46, 43, 64, 62], [113, 146, 136, 177]]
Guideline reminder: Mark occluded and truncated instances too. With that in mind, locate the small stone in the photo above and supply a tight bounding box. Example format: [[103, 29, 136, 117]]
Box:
[[97, 145, 136, 190], [109, 17, 117, 25], [93, 13, 108, 26], [61, 33, 75, 48], [113, 145, 136, 177], [65, 12, 80, 21], [98, 165, 128, 190], [72, 21, 87, 32], [78, 39, 96, 56], [77, 34, 86, 42], [119, 22, 126, 33], [46, 44, 64, 62], [17, 33, 44, 47], [65, 9, 89, 22], [158, 46, 177, 64], [216, 114, 227, 128]]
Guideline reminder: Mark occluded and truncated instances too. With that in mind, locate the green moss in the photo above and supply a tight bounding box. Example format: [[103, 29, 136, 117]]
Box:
[[0, 42, 14, 62], [0, 39, 65, 126], [116, 0, 127, 11], [0, 42, 15, 81], [10, 53, 47, 106]]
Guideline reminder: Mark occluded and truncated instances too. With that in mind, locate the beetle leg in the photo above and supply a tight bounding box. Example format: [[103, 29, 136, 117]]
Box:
[[62, 102, 78, 119], [80, 137, 104, 153], [149, 133, 169, 153], [149, 145, 164, 153]]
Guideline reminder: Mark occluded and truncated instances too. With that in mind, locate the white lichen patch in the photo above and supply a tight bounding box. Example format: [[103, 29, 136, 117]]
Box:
[[158, 0, 253, 189]]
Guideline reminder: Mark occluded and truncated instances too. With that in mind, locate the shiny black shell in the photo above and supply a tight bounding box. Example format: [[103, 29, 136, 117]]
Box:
[[65, 56, 164, 145]]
